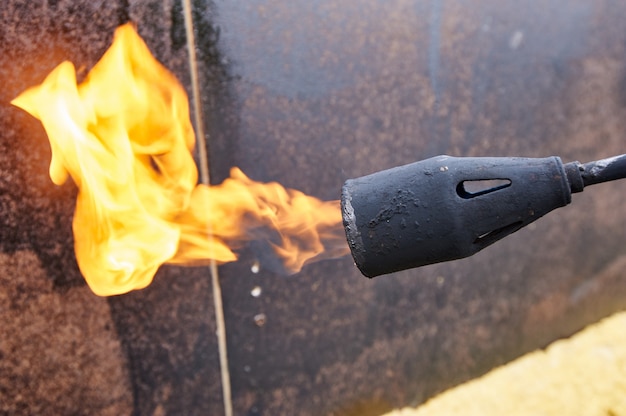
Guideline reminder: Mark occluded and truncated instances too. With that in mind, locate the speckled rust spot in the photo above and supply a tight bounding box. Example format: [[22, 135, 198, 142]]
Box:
[[0, 251, 132, 414]]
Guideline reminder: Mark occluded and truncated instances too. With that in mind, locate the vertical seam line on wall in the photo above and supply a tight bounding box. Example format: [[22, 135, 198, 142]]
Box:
[[181, 2, 233, 416]]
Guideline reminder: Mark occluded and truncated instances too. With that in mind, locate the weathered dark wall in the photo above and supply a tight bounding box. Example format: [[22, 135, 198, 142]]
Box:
[[0, 1, 225, 414], [205, 1, 626, 415], [0, 1, 625, 416], [0, 2, 134, 414]]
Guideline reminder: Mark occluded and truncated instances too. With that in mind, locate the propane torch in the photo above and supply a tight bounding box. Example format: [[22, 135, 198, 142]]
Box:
[[341, 154, 626, 277]]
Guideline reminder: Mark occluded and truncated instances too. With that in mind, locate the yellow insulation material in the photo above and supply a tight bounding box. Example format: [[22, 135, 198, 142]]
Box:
[[386, 311, 626, 416]]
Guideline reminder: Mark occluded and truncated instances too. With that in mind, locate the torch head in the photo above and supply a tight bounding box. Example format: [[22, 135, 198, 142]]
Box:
[[341, 155, 575, 277]]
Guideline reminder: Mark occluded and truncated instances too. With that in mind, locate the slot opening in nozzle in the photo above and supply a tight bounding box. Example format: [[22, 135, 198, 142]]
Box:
[[457, 179, 512, 199]]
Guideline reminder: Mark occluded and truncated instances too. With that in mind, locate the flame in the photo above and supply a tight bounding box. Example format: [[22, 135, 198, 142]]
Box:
[[11, 23, 347, 296]]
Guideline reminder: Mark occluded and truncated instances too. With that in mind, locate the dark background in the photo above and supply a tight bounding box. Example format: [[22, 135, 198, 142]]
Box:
[[1, 1, 625, 415]]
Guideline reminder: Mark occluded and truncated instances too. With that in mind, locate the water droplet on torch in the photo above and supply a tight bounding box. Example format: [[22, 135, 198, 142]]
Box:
[[251, 261, 260, 274], [250, 286, 262, 297]]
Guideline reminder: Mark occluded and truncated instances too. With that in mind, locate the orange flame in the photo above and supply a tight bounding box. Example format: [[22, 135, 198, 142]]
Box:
[[11, 23, 347, 296]]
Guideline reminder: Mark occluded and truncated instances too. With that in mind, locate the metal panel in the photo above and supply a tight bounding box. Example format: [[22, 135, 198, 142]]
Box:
[[1, 1, 625, 415]]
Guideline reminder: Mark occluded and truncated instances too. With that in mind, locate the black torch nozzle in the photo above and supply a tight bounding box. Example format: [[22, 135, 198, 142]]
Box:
[[341, 153, 626, 278]]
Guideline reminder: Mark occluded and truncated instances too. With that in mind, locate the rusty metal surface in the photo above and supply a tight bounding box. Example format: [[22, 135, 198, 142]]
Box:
[[0, 1, 134, 414], [202, 0, 626, 414], [0, 1, 225, 415], [0, 1, 625, 416]]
